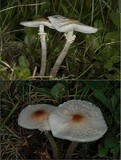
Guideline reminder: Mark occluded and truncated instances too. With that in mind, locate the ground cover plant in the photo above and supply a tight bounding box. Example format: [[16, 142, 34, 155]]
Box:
[[1, 80, 120, 159], [0, 0, 120, 79]]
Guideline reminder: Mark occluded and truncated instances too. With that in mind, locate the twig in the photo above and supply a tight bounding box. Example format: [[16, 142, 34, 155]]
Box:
[[0, 60, 13, 71], [27, 75, 53, 79], [32, 66, 37, 77], [76, 65, 93, 80]]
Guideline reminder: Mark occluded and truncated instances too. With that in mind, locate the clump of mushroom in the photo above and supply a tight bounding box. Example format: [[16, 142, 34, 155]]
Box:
[[20, 15, 98, 78], [49, 100, 107, 159], [18, 100, 107, 159], [48, 15, 98, 77]]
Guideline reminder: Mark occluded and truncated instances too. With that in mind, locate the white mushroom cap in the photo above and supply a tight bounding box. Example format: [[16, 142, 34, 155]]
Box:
[[49, 100, 107, 142], [18, 104, 55, 131], [48, 15, 98, 33], [20, 18, 55, 29]]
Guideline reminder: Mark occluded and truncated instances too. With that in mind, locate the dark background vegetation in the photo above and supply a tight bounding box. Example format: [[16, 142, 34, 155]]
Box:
[[1, 80, 120, 159], [0, 0, 120, 79]]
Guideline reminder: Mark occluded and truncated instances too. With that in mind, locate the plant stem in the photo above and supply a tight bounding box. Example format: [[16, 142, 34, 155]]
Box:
[[0, 2, 46, 13], [65, 141, 79, 159], [45, 131, 61, 159], [35, 0, 38, 15], [39, 25, 47, 76], [50, 31, 75, 77]]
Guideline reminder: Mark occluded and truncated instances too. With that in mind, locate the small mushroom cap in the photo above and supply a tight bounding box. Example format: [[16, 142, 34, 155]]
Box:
[[48, 15, 98, 33], [18, 104, 55, 131], [49, 100, 107, 142], [20, 18, 55, 29]]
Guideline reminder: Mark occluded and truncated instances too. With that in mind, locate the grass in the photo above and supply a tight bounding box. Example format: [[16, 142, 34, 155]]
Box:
[[0, 0, 120, 79], [0, 80, 120, 159]]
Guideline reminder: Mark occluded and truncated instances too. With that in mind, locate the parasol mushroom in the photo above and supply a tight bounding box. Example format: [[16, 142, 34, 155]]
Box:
[[18, 104, 55, 131], [20, 18, 55, 76], [48, 15, 98, 77], [18, 104, 60, 159], [49, 99, 107, 159]]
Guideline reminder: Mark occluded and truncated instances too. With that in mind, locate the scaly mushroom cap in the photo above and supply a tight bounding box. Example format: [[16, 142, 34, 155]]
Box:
[[49, 100, 107, 142], [48, 15, 98, 33], [18, 104, 55, 131], [20, 18, 55, 29]]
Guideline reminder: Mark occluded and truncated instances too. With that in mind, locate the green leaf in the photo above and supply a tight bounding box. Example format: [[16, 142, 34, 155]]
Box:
[[19, 55, 30, 68], [105, 31, 120, 42], [110, 12, 120, 27], [104, 60, 113, 70], [34, 87, 51, 96], [86, 35, 101, 50], [104, 134, 119, 149], [101, 47, 119, 60], [111, 95, 118, 109], [24, 35, 37, 46], [50, 83, 66, 100], [19, 68, 30, 79], [61, 4, 68, 15], [110, 146, 119, 157], [94, 19, 104, 30], [15, 67, 30, 79], [98, 144, 108, 157], [111, 56, 120, 63], [25, 27, 38, 35], [86, 81, 108, 90], [114, 106, 120, 123], [93, 91, 111, 109], [115, 88, 120, 99]]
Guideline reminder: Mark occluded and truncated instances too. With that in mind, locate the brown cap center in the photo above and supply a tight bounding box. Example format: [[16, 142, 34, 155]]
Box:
[[31, 110, 48, 122], [69, 18, 78, 21], [34, 18, 47, 22], [72, 114, 84, 123]]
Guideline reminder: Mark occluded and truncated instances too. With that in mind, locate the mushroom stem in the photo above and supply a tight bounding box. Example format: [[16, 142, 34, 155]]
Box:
[[50, 30, 76, 77], [65, 141, 79, 159], [39, 25, 47, 76], [45, 131, 61, 159]]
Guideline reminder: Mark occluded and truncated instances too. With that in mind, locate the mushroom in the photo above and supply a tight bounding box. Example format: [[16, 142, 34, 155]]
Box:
[[48, 15, 98, 77], [18, 104, 60, 159], [18, 104, 55, 131], [49, 100, 107, 159], [20, 18, 54, 29], [20, 18, 55, 76]]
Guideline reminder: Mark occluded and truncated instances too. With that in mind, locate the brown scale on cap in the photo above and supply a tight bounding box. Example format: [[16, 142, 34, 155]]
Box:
[[68, 18, 79, 23], [62, 18, 79, 25], [72, 114, 85, 123], [31, 110, 48, 122], [69, 18, 79, 22], [34, 18, 48, 22]]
